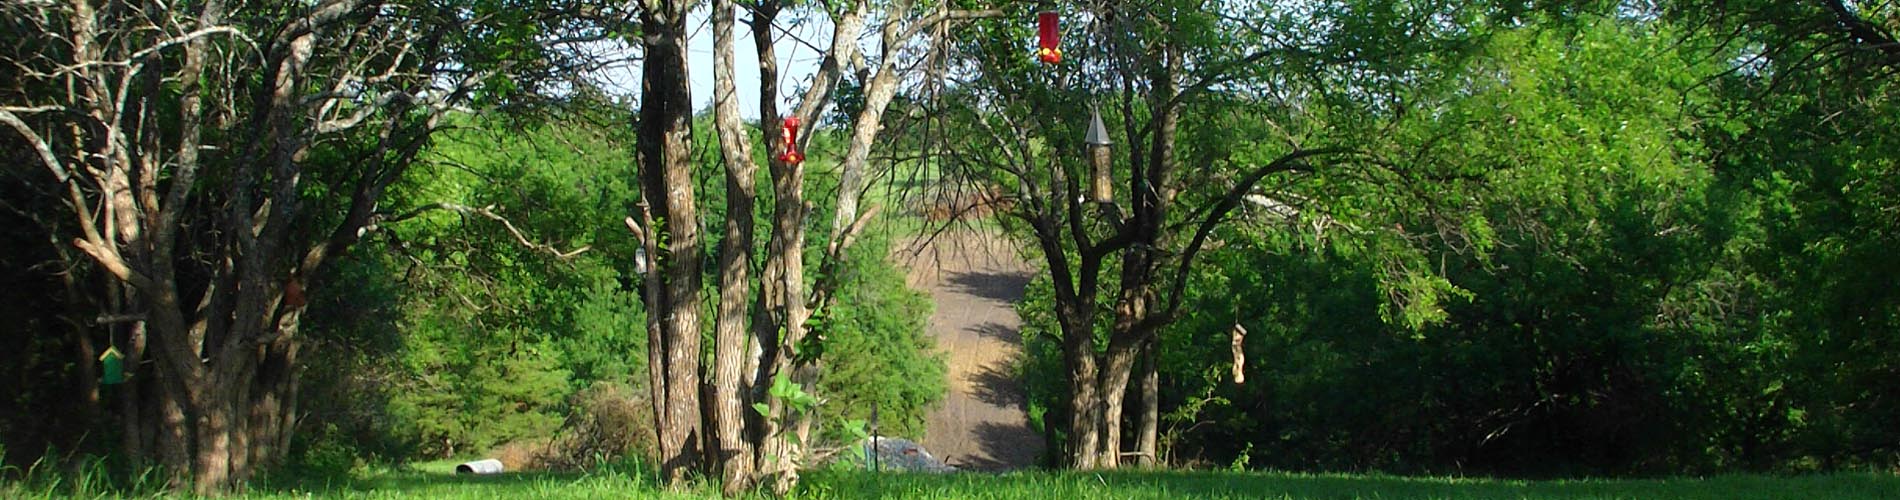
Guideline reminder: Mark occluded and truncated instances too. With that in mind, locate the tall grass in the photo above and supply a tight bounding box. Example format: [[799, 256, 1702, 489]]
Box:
[[0, 449, 172, 499], [4, 459, 1895, 499]]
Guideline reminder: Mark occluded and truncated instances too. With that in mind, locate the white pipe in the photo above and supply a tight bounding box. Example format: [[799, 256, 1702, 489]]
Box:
[[456, 459, 506, 475]]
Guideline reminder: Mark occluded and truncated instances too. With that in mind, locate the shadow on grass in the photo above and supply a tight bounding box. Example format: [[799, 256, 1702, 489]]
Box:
[[798, 469, 1900, 500], [259, 463, 663, 499], [353, 469, 578, 490]]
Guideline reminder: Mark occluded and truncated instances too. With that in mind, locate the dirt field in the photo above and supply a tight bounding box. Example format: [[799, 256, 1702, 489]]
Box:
[[894, 228, 1044, 470]]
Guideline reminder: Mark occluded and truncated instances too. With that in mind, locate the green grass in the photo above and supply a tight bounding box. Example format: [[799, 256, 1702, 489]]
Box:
[[799, 469, 1900, 499], [7, 463, 1897, 499]]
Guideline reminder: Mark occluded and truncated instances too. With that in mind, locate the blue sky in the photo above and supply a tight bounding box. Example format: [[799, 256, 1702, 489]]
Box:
[[679, 6, 836, 119]]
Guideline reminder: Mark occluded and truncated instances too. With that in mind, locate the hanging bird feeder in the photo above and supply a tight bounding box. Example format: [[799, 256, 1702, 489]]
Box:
[[1037, 11, 1062, 64], [776, 116, 805, 165], [1085, 107, 1113, 203], [1229, 323, 1247, 385], [100, 346, 126, 385]]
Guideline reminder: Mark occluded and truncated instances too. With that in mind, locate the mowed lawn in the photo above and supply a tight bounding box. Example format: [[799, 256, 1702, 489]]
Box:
[[12, 461, 1895, 499]]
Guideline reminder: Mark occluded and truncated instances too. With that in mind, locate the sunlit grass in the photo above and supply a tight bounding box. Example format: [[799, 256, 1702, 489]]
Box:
[[794, 469, 1900, 500], [7, 461, 1895, 499]]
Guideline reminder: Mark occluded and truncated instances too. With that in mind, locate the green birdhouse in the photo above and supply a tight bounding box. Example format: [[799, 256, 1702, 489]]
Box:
[[100, 346, 126, 385]]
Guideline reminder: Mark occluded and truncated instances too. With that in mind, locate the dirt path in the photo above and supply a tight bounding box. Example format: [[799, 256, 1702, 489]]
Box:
[[895, 229, 1043, 471]]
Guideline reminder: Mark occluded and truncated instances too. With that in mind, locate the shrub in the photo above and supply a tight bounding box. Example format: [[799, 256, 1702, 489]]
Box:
[[527, 382, 655, 471]]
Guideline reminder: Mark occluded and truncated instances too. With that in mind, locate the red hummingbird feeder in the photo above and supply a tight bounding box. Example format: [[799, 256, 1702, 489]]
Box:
[[1036, 11, 1061, 64], [776, 116, 804, 165]]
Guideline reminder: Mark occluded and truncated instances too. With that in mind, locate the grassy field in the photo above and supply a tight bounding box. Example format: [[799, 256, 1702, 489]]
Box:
[[7, 461, 1897, 500]]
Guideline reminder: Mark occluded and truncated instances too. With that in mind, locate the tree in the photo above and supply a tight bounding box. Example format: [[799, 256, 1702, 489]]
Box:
[[625, 0, 998, 492], [941, 0, 1491, 468], [1668, 0, 1900, 467], [0, 0, 626, 492]]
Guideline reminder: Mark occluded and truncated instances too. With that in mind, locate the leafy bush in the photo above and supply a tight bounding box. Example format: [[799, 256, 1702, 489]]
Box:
[[296, 114, 648, 465], [533, 381, 655, 471], [814, 233, 947, 442]]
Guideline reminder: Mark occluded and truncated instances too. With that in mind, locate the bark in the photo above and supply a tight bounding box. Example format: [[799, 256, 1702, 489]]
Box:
[[745, 1, 786, 472], [1063, 314, 1103, 469], [190, 375, 233, 494], [709, 0, 759, 493], [749, 3, 814, 485], [247, 313, 302, 472], [155, 378, 191, 486], [637, 0, 704, 485], [639, 202, 669, 477], [1135, 339, 1159, 468], [830, 46, 906, 236], [1095, 335, 1142, 468]]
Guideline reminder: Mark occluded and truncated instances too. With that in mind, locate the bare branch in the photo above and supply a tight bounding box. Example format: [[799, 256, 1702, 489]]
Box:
[[51, 26, 256, 76], [0, 109, 71, 182], [376, 202, 591, 259]]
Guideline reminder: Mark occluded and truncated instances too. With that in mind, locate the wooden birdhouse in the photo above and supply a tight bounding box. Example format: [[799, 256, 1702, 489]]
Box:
[[1086, 107, 1113, 203], [100, 346, 126, 385]]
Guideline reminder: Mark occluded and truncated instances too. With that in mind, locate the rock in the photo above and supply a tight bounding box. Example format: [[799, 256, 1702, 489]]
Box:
[[857, 436, 957, 473]]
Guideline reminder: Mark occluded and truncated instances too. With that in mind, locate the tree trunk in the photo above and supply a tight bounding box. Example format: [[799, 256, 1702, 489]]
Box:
[[247, 316, 301, 473], [1135, 339, 1159, 468], [155, 376, 191, 487], [745, 4, 786, 478], [709, 0, 759, 492], [190, 376, 233, 495], [756, 140, 810, 496], [1061, 310, 1102, 469], [1095, 336, 1142, 469], [637, 0, 703, 486]]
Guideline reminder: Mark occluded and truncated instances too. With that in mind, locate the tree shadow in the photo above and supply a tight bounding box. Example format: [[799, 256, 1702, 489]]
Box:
[[967, 359, 1027, 409], [966, 321, 1023, 343], [944, 270, 1031, 304], [267, 467, 598, 497], [961, 421, 1044, 471]]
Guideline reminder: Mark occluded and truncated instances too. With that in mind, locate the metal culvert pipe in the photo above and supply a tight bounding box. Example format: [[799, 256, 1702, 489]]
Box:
[[455, 459, 506, 475]]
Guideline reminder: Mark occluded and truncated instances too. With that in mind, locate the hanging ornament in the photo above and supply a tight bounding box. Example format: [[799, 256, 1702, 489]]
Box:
[[100, 346, 126, 385], [1037, 11, 1062, 64], [1230, 323, 1247, 385], [776, 116, 805, 165], [1085, 107, 1113, 203]]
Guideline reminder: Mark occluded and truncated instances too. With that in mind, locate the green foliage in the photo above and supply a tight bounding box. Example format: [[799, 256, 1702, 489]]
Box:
[[300, 111, 648, 463], [1152, 16, 1750, 475], [814, 234, 946, 441], [1008, 10, 1900, 476]]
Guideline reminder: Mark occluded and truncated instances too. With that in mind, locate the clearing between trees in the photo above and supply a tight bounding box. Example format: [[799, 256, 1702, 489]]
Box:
[[895, 228, 1044, 470]]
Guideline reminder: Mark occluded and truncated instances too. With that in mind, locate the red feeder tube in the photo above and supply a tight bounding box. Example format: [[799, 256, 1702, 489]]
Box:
[[776, 116, 804, 165], [1037, 11, 1062, 64]]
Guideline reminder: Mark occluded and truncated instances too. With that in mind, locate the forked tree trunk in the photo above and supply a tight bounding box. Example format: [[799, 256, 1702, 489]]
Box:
[[636, 0, 704, 486], [708, 0, 759, 493]]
